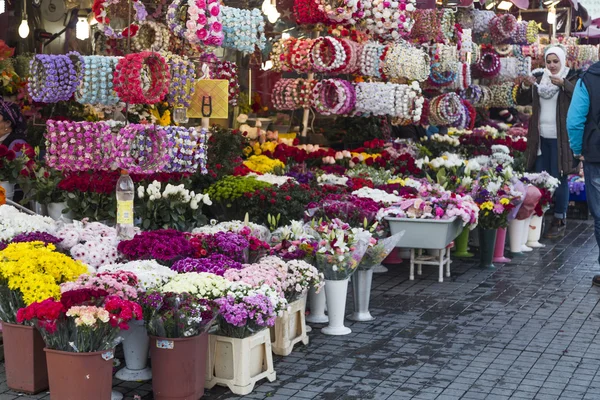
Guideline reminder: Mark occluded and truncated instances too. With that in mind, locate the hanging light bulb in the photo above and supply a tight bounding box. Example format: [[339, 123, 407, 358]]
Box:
[[18, 19, 30, 38], [267, 8, 280, 23], [76, 16, 90, 40], [262, 60, 273, 71], [261, 0, 271, 14], [0, 0, 5, 15]]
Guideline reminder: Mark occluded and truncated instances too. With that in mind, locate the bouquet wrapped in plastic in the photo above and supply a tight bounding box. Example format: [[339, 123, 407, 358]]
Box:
[[358, 232, 404, 270]]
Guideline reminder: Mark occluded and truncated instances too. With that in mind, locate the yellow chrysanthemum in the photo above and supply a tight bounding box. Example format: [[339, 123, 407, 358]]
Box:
[[388, 178, 406, 185], [480, 201, 494, 211], [243, 155, 285, 174], [500, 198, 510, 205]]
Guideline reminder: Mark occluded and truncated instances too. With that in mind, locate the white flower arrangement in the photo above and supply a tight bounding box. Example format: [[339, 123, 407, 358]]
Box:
[[161, 272, 231, 300], [352, 187, 402, 205], [56, 220, 119, 270], [317, 173, 349, 186], [225, 281, 288, 315], [522, 172, 560, 191], [427, 134, 461, 147], [248, 173, 296, 186], [0, 205, 57, 242], [428, 153, 466, 170], [138, 181, 212, 210], [98, 260, 177, 292], [192, 219, 271, 242], [283, 259, 324, 301]]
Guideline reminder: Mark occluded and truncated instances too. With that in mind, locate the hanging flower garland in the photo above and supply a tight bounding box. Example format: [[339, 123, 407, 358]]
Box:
[[166, 0, 188, 38], [93, 0, 148, 39], [489, 14, 517, 43], [131, 21, 170, 51], [363, 0, 416, 41], [185, 0, 224, 47], [475, 50, 501, 78], [214, 60, 240, 106], [314, 0, 363, 24], [113, 52, 171, 104]]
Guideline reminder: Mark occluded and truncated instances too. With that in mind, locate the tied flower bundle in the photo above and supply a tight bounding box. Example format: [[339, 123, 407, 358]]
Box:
[[98, 260, 177, 291], [423, 153, 469, 191], [141, 292, 216, 338], [223, 256, 288, 297], [358, 232, 404, 270], [470, 178, 521, 230], [568, 175, 585, 196], [215, 282, 287, 338], [117, 229, 194, 266], [136, 181, 212, 231], [17, 294, 142, 352], [281, 259, 324, 302], [161, 272, 231, 300], [60, 271, 139, 301], [0, 205, 57, 242], [270, 220, 317, 263], [0, 242, 88, 323], [171, 254, 243, 276], [312, 219, 370, 280], [187, 231, 249, 262], [522, 172, 561, 217], [57, 221, 119, 269]]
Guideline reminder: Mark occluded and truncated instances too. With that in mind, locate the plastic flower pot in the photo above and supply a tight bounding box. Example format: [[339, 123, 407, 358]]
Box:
[[348, 268, 375, 322], [44, 348, 114, 400], [453, 227, 474, 258], [520, 216, 533, 252], [526, 214, 545, 248], [3, 323, 48, 394], [386, 216, 462, 249], [478, 228, 497, 269], [306, 285, 328, 324], [0, 181, 14, 201], [150, 333, 208, 400], [507, 219, 525, 257], [493, 227, 511, 264], [322, 278, 351, 336], [115, 319, 151, 381]]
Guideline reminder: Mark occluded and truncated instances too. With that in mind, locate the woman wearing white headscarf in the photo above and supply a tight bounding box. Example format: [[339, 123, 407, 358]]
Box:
[[517, 46, 579, 238]]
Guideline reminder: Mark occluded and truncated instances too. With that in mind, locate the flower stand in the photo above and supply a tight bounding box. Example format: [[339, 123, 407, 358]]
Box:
[[115, 320, 152, 381], [322, 278, 351, 335], [45, 348, 114, 400], [478, 228, 497, 269], [0, 181, 14, 201], [521, 216, 533, 252], [453, 228, 474, 258], [492, 228, 511, 263], [3, 323, 48, 394], [205, 329, 276, 395], [348, 268, 375, 322], [507, 219, 525, 257], [306, 285, 328, 324], [270, 296, 309, 356], [526, 215, 545, 248], [150, 333, 208, 400], [410, 243, 453, 283]]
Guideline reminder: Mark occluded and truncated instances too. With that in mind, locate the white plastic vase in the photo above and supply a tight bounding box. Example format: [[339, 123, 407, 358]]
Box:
[[521, 216, 533, 252], [322, 278, 351, 336], [47, 202, 73, 222], [112, 391, 123, 400], [0, 181, 14, 201], [526, 215, 545, 248], [508, 219, 525, 255], [306, 285, 328, 324], [115, 320, 152, 381], [348, 269, 375, 322]]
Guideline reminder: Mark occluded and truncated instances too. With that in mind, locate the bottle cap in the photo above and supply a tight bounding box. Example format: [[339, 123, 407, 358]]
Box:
[[120, 169, 128, 175]]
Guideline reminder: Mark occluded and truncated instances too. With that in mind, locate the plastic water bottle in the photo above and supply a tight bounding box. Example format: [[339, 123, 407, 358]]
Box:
[[116, 170, 135, 240]]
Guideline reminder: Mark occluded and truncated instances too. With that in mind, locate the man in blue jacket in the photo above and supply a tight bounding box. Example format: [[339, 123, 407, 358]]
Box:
[[567, 62, 600, 286]]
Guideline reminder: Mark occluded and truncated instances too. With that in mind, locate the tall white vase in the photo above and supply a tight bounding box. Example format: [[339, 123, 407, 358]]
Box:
[[47, 202, 73, 222], [526, 214, 545, 248], [348, 269, 375, 322], [322, 278, 351, 336], [508, 219, 525, 256], [306, 285, 328, 324], [115, 320, 152, 381], [0, 181, 15, 200], [521, 216, 533, 252]]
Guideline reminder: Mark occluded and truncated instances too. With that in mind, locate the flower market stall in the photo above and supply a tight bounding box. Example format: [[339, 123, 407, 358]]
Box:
[[0, 0, 595, 396]]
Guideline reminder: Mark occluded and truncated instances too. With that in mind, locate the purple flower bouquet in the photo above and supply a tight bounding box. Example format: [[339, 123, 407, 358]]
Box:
[[171, 254, 243, 276], [117, 229, 194, 266]]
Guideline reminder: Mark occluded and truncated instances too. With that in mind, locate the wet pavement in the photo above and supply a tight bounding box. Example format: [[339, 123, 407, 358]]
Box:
[[2, 219, 600, 400]]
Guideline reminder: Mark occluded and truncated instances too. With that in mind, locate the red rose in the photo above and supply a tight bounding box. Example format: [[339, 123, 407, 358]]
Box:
[[5, 150, 16, 161]]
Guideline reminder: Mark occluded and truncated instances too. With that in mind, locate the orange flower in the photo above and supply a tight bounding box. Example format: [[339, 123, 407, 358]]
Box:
[[0, 186, 6, 205]]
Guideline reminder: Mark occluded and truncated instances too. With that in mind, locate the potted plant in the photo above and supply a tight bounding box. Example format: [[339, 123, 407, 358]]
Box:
[[97, 261, 177, 382], [0, 242, 87, 394], [17, 293, 142, 400], [142, 291, 216, 400], [206, 282, 285, 395]]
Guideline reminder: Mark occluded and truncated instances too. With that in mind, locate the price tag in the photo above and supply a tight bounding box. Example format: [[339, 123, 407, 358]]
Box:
[[102, 350, 114, 361], [156, 340, 174, 349]]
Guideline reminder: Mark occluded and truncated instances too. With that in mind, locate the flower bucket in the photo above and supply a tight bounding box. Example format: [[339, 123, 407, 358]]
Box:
[[47, 202, 73, 222], [521, 216, 533, 252], [507, 219, 525, 256], [386, 217, 462, 249], [322, 278, 351, 336], [115, 320, 151, 381], [306, 285, 328, 324], [526, 215, 545, 248], [205, 329, 276, 395], [478, 229, 497, 269], [3, 323, 48, 394], [150, 333, 208, 400], [270, 296, 309, 356], [453, 227, 474, 258], [45, 348, 114, 400], [348, 269, 375, 322], [0, 181, 14, 201], [493, 227, 511, 263]]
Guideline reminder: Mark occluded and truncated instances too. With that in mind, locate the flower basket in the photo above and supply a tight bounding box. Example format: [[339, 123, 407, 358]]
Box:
[[386, 216, 463, 249], [3, 323, 48, 394], [44, 348, 114, 400], [150, 334, 208, 400], [205, 329, 276, 395], [269, 296, 309, 356]]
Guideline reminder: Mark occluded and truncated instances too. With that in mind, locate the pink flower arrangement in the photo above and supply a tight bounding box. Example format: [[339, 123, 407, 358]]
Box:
[[60, 271, 139, 300]]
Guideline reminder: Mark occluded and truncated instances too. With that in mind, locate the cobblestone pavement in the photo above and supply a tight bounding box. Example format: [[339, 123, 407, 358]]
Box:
[[2, 219, 600, 400]]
